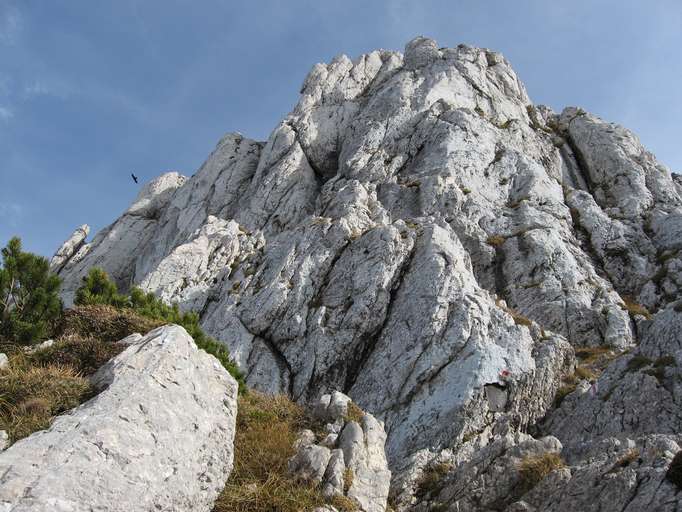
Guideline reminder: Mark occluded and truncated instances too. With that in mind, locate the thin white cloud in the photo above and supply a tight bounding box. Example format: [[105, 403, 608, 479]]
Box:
[[23, 79, 74, 100], [0, 3, 22, 45], [0, 106, 13, 121]]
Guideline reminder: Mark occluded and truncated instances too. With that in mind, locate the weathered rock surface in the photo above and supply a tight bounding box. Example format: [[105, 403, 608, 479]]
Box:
[[51, 36, 682, 510], [50, 224, 89, 273], [289, 392, 391, 512], [0, 325, 238, 512]]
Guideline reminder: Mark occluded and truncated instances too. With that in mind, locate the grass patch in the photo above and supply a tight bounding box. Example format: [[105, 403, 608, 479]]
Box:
[[55, 305, 162, 344], [0, 363, 93, 443], [517, 453, 565, 492], [415, 462, 452, 499], [344, 401, 365, 424], [28, 338, 125, 376], [486, 235, 506, 247], [213, 391, 357, 512], [0, 304, 166, 446], [574, 366, 598, 381], [343, 468, 354, 493], [574, 346, 615, 366], [654, 355, 677, 368]]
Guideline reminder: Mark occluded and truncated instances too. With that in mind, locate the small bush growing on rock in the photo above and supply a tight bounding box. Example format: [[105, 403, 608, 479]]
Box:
[[666, 451, 682, 489], [626, 355, 653, 372], [0, 237, 62, 344], [608, 449, 640, 473], [74, 268, 127, 308], [517, 452, 565, 492], [75, 268, 245, 392]]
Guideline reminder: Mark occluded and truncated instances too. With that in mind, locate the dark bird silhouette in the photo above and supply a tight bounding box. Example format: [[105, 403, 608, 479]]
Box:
[[131, 173, 139, 184]]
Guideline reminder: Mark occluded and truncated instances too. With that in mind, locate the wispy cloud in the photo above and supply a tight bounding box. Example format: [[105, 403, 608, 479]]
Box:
[[22, 79, 74, 100], [0, 106, 13, 121], [0, 3, 22, 45]]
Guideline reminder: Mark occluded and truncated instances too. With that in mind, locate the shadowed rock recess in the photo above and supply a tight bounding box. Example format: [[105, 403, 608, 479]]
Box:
[[52, 37, 682, 510]]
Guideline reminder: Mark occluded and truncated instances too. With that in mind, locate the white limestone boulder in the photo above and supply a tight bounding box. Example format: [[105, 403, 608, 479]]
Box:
[[0, 325, 238, 512]]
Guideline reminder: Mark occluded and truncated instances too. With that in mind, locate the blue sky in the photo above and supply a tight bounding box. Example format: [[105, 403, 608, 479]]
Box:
[[1, 1, 681, 257]]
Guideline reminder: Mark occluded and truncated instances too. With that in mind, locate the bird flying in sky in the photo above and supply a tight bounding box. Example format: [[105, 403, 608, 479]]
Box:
[[131, 173, 138, 184]]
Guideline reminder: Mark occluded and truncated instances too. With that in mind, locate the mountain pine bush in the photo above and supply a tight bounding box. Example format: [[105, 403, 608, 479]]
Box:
[[0, 237, 62, 344]]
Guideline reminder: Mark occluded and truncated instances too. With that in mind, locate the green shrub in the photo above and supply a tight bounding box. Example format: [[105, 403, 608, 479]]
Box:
[[74, 268, 127, 308], [75, 268, 245, 392], [0, 237, 63, 344]]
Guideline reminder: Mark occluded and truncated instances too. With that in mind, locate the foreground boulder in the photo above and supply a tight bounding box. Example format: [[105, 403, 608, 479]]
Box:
[[0, 324, 238, 512]]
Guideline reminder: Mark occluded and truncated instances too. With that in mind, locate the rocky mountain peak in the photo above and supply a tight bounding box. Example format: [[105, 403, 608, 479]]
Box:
[[49, 37, 682, 510]]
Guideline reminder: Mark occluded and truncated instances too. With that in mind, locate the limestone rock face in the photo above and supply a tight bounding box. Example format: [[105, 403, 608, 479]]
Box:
[[0, 325, 238, 512], [52, 37, 682, 510], [50, 224, 89, 273]]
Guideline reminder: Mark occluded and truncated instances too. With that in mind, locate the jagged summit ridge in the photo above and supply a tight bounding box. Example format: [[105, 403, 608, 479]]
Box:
[[52, 37, 682, 510]]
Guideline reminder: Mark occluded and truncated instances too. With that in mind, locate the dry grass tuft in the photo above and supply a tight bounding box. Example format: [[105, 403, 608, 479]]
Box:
[[574, 346, 616, 366], [495, 299, 533, 327], [0, 363, 93, 442], [517, 452, 565, 492], [621, 298, 652, 320], [343, 467, 354, 493], [329, 494, 359, 512], [28, 338, 125, 376], [486, 235, 506, 248], [415, 462, 453, 499], [214, 391, 357, 512], [55, 305, 163, 344], [608, 449, 640, 473], [574, 366, 598, 381], [554, 383, 577, 407], [344, 401, 365, 424], [0, 304, 164, 447]]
